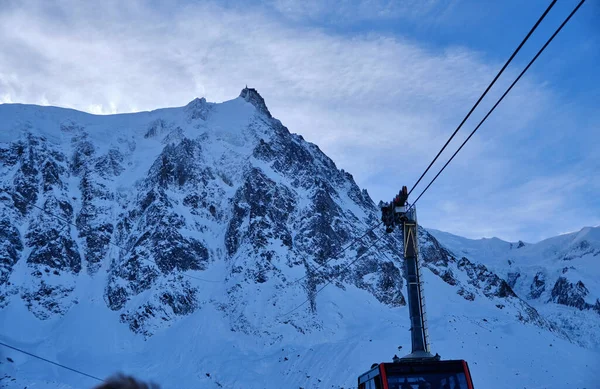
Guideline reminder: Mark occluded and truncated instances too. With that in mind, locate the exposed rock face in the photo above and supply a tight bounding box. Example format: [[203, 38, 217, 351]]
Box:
[[507, 272, 521, 288], [225, 167, 295, 258], [528, 272, 546, 299], [0, 134, 82, 316], [549, 277, 597, 313], [240, 87, 272, 118], [0, 218, 23, 287]]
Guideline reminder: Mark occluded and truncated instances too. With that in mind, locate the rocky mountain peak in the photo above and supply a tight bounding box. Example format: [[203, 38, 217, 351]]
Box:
[[184, 97, 210, 121], [240, 86, 272, 118]]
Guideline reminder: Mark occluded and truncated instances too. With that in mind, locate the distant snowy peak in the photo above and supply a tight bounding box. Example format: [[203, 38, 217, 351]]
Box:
[[427, 226, 600, 263], [428, 226, 600, 321]]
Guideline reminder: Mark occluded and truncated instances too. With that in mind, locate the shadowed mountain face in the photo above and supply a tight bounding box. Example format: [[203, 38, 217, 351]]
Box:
[[0, 88, 580, 343]]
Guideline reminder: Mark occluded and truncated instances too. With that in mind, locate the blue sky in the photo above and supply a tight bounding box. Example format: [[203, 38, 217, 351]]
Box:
[[0, 0, 598, 242]]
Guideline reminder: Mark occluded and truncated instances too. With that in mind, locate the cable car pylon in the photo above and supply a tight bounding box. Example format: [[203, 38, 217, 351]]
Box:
[[357, 186, 475, 389], [382, 186, 435, 360]]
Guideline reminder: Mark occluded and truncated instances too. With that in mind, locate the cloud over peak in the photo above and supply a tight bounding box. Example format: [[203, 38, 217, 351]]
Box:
[[1, 0, 597, 242]]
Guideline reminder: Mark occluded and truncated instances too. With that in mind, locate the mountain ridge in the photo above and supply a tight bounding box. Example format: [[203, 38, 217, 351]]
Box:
[[1, 89, 598, 388]]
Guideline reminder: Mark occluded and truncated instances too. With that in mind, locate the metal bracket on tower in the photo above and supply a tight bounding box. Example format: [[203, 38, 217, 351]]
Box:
[[381, 186, 436, 361]]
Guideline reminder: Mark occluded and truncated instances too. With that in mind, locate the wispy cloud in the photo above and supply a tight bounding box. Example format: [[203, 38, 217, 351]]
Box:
[[266, 0, 456, 27], [0, 0, 597, 242], [428, 169, 599, 242]]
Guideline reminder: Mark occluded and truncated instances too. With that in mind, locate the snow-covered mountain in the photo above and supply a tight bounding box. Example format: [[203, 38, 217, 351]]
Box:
[[428, 227, 600, 350], [1, 89, 598, 389]]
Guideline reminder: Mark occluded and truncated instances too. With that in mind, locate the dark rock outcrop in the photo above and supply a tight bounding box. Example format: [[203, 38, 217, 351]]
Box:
[[240, 87, 272, 118], [528, 272, 546, 299], [549, 277, 595, 312]]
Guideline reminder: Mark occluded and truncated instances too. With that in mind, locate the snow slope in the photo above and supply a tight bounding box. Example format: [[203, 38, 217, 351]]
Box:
[[3, 265, 599, 389]]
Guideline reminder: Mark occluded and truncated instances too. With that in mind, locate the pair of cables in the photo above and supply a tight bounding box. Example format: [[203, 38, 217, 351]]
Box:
[[407, 0, 585, 209]]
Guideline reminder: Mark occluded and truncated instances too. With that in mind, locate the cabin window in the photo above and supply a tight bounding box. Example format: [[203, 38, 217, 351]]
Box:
[[387, 372, 469, 389]]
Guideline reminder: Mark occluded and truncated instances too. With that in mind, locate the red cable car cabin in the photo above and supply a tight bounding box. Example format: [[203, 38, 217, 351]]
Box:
[[358, 359, 474, 389]]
